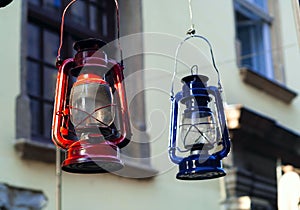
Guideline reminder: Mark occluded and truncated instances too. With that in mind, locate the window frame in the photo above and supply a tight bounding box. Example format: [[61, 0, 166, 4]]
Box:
[[234, 0, 274, 79], [16, 0, 115, 156], [233, 0, 298, 102], [292, 0, 300, 50], [23, 0, 116, 143]]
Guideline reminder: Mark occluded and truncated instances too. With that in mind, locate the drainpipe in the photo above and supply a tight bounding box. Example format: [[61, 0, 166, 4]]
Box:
[[56, 148, 62, 210]]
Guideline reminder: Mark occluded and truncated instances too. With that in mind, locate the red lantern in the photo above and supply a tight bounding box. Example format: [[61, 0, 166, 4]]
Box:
[[52, 38, 131, 173]]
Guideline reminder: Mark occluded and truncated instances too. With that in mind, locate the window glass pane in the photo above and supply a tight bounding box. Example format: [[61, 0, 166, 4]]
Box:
[[44, 30, 59, 64], [43, 0, 61, 10], [89, 5, 98, 31], [29, 0, 40, 6], [43, 103, 53, 138], [27, 61, 41, 97], [253, 0, 267, 10], [246, 0, 268, 12], [30, 100, 42, 136], [27, 23, 41, 59], [71, 0, 88, 26], [252, 25, 266, 73], [236, 2, 273, 77], [101, 0, 107, 7], [238, 26, 252, 68], [43, 67, 57, 101], [102, 13, 108, 37], [25, 0, 116, 143], [237, 18, 265, 71]]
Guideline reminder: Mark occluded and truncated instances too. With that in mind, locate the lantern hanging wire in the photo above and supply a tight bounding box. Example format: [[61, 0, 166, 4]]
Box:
[[54, 1, 122, 210], [187, 0, 195, 35], [170, 0, 222, 99]]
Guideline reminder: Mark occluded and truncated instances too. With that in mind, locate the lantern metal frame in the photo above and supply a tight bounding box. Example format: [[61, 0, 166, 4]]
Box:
[[169, 34, 231, 180], [51, 0, 131, 174]]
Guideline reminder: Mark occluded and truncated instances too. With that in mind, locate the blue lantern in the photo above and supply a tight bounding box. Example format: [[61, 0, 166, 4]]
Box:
[[169, 35, 231, 180]]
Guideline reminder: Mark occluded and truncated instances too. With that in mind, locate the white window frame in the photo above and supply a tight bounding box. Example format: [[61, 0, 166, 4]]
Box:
[[234, 0, 274, 79], [292, 0, 300, 50]]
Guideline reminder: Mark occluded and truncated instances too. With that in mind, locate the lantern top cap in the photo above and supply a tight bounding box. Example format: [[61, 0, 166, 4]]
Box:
[[73, 38, 107, 52], [181, 74, 209, 85]]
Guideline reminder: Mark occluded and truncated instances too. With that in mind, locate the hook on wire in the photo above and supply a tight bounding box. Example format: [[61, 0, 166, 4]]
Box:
[[186, 0, 196, 35]]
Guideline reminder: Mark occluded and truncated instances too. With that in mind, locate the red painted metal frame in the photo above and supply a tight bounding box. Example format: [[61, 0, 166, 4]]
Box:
[[52, 57, 131, 150], [110, 59, 131, 147], [52, 58, 75, 149]]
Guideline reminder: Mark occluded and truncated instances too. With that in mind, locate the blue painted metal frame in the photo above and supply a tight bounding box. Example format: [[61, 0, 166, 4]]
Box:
[[168, 85, 231, 180], [169, 93, 182, 164], [169, 34, 231, 180], [168, 86, 230, 162]]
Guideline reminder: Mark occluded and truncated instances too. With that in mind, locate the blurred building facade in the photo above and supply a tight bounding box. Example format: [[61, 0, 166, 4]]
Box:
[[0, 0, 299, 209]]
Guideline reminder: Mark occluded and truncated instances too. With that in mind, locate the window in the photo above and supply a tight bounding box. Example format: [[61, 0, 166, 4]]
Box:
[[234, 0, 274, 79], [27, 0, 114, 141], [223, 105, 300, 209], [17, 0, 156, 178], [27, 23, 59, 143], [16, 0, 116, 161], [234, 0, 298, 103]]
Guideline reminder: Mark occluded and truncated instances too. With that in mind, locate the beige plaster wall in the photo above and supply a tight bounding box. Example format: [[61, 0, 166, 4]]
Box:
[[0, 0, 299, 210], [0, 1, 222, 210]]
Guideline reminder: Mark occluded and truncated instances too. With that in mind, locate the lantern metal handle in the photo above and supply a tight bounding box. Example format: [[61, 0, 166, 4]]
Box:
[[169, 92, 183, 164], [52, 58, 76, 149], [170, 34, 222, 98], [207, 86, 231, 160], [56, 0, 123, 66]]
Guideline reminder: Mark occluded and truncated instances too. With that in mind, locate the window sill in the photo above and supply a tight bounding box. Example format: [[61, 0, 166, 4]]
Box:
[[14, 138, 56, 163], [240, 68, 298, 103], [14, 139, 158, 179]]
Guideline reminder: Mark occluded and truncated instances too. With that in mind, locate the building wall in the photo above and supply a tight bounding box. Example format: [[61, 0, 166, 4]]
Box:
[[143, 0, 300, 132], [0, 0, 299, 210], [142, 0, 300, 148], [0, 1, 222, 210], [278, 0, 300, 131], [141, 0, 300, 208]]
